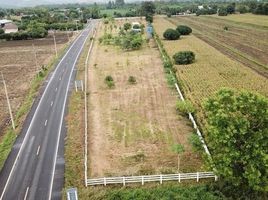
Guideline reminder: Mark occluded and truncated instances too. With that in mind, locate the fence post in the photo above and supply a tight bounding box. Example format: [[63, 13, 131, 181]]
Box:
[[197, 172, 199, 182], [178, 173, 181, 183], [160, 174, 163, 184], [142, 176, 144, 185], [123, 177, 125, 186], [104, 177, 106, 186], [215, 175, 218, 181]]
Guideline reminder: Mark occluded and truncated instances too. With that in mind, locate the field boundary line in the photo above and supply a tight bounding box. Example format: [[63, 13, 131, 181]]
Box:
[[87, 172, 217, 186], [84, 21, 97, 187]]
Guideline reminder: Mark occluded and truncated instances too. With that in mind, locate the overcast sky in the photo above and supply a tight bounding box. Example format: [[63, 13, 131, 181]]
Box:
[[0, 0, 146, 8]]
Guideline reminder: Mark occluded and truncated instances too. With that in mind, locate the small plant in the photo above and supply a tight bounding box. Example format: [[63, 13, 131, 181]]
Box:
[[173, 51, 195, 65], [176, 25, 192, 35], [223, 26, 229, 31], [176, 100, 195, 114], [171, 144, 185, 172], [105, 75, 115, 88], [128, 76, 136, 84], [167, 13, 172, 18], [163, 28, 180, 40]]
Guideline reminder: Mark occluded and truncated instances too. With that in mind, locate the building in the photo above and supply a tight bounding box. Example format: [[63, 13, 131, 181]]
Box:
[[0, 20, 18, 33]]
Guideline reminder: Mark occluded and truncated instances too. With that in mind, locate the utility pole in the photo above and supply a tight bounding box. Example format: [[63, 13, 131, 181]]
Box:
[[66, 27, 70, 43], [1, 72, 15, 130], [32, 44, 39, 75], [76, 20, 78, 33], [53, 31, 58, 57]]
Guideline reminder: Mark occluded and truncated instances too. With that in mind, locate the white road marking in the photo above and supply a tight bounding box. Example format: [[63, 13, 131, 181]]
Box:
[[51, 101, 53, 106], [0, 29, 83, 200], [44, 120, 48, 126], [55, 88, 57, 92], [24, 187, 29, 200], [48, 24, 93, 200], [59, 77, 61, 81], [36, 146, 40, 156]]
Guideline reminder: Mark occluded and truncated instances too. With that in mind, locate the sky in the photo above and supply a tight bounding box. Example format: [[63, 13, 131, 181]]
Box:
[[0, 0, 144, 8]]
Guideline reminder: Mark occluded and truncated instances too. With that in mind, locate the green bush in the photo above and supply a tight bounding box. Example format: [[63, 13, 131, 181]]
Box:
[[163, 28, 180, 40], [128, 76, 136, 84], [188, 133, 203, 152], [173, 51, 195, 65], [176, 25, 192, 35], [218, 8, 228, 16], [176, 100, 195, 114], [105, 75, 115, 88], [0, 28, 4, 34]]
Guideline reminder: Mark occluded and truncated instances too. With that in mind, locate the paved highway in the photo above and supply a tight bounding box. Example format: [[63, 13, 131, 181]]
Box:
[[0, 21, 96, 200]]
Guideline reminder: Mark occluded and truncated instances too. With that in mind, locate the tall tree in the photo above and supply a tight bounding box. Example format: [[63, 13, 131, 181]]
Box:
[[115, 0, 125, 7], [204, 88, 268, 192], [140, 1, 156, 16]]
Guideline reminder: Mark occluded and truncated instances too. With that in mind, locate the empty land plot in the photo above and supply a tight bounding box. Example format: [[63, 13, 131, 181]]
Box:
[[154, 16, 268, 126], [0, 32, 73, 135], [87, 20, 203, 178], [167, 15, 268, 76], [212, 13, 268, 28]]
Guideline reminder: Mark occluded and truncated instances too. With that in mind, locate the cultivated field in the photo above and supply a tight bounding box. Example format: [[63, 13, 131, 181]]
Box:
[[153, 16, 268, 126], [167, 15, 268, 77], [0, 32, 73, 136], [212, 13, 268, 28], [87, 19, 203, 178]]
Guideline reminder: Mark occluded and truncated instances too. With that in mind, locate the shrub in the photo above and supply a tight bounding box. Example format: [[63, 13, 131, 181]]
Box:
[[163, 28, 180, 40], [105, 75, 115, 88], [176, 25, 192, 35], [173, 51, 195, 65], [0, 28, 4, 34], [167, 13, 172, 18], [188, 133, 203, 152], [223, 26, 229, 31], [145, 14, 153, 23], [176, 100, 195, 114], [128, 76, 136, 84]]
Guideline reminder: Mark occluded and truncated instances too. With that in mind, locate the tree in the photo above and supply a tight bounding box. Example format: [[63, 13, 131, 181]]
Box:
[[140, 1, 156, 16], [115, 0, 125, 7], [176, 25, 192, 35], [218, 8, 228, 16], [123, 22, 131, 31], [204, 88, 268, 192], [173, 51, 195, 65], [172, 144, 185, 172], [226, 3, 236, 14], [163, 28, 180, 40], [0, 28, 4, 34]]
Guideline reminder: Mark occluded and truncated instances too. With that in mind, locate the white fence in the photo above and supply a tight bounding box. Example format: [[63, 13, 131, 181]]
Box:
[[87, 172, 217, 186]]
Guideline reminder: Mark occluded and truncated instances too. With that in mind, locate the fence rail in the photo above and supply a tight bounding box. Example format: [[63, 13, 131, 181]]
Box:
[[87, 172, 217, 186]]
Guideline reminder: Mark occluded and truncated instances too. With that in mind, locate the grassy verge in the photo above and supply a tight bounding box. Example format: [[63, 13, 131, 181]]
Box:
[[0, 39, 73, 170], [64, 33, 93, 196]]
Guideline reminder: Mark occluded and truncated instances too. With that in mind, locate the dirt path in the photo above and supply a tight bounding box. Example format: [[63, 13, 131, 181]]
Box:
[[87, 20, 203, 178]]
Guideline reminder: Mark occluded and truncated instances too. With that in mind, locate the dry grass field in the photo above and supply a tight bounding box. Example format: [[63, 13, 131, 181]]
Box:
[[212, 13, 268, 28], [87, 19, 204, 178], [167, 15, 268, 76], [153, 16, 268, 126], [0, 32, 73, 135]]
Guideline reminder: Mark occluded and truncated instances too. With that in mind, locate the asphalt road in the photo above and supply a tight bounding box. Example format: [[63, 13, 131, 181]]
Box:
[[0, 21, 96, 200]]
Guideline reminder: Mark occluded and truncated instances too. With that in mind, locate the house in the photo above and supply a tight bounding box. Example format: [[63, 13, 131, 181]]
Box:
[[0, 20, 18, 33]]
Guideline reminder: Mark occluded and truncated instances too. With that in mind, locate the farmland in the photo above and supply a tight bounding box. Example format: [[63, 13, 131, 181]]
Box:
[[0, 32, 73, 139], [153, 16, 268, 127], [86, 19, 204, 178], [212, 13, 268, 28], [166, 15, 268, 77]]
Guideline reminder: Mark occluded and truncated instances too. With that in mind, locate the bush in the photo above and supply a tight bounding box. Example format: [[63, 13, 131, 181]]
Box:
[[223, 26, 229, 31], [0, 28, 4, 34], [105, 75, 115, 88], [145, 14, 153, 23], [128, 76, 136, 84], [188, 133, 203, 152], [173, 51, 195, 65], [163, 28, 180, 40], [176, 100, 195, 114], [176, 25, 192, 35]]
